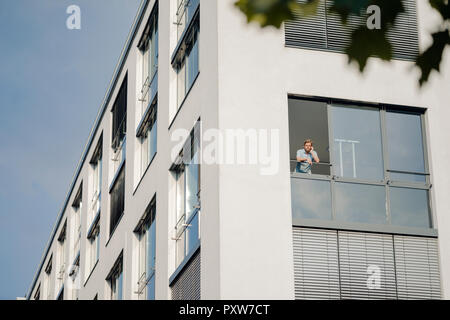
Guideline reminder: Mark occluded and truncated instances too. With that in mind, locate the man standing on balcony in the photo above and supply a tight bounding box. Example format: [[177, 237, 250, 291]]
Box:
[[296, 139, 320, 174]]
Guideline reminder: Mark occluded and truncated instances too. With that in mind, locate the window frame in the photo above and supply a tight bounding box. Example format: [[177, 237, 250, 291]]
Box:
[[137, 2, 159, 121], [107, 253, 124, 300], [134, 196, 157, 300], [289, 96, 434, 236], [90, 136, 103, 225], [87, 213, 100, 274], [171, 121, 201, 269], [109, 163, 125, 237], [172, 8, 200, 108]]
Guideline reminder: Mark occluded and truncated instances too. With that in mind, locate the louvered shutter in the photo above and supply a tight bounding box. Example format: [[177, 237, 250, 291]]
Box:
[[293, 227, 340, 299], [171, 251, 201, 300], [394, 235, 441, 299], [325, 0, 365, 52], [285, 0, 419, 61], [285, 0, 327, 49], [338, 231, 397, 299], [386, 0, 419, 60]]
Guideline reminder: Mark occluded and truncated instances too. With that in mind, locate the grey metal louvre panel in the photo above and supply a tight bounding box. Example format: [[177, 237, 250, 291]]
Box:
[[171, 251, 201, 300], [293, 227, 340, 299], [285, 0, 327, 49], [325, 0, 365, 52], [386, 0, 419, 60], [338, 231, 397, 300], [394, 236, 441, 299], [285, 0, 419, 60]]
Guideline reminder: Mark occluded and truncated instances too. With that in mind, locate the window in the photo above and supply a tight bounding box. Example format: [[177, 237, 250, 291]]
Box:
[[57, 222, 67, 289], [107, 254, 123, 300], [173, 1, 199, 108], [136, 6, 159, 180], [285, 0, 419, 61], [176, 24, 199, 107], [331, 105, 384, 181], [72, 185, 82, 255], [171, 122, 201, 268], [44, 255, 53, 300], [289, 97, 432, 231], [175, 0, 200, 42], [69, 253, 80, 300], [138, 4, 158, 119], [110, 166, 125, 235], [57, 287, 64, 301], [90, 137, 102, 224], [137, 104, 157, 177], [386, 111, 426, 182], [87, 215, 100, 273], [33, 284, 41, 300], [135, 197, 156, 300], [111, 76, 127, 173], [288, 99, 330, 175]]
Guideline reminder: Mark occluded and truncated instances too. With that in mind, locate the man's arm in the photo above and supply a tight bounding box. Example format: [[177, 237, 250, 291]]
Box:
[[297, 156, 308, 162], [312, 151, 320, 163]]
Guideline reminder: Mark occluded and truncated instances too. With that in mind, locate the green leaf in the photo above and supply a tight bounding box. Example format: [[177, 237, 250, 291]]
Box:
[[328, 0, 370, 25], [371, 0, 404, 26], [296, 0, 321, 17], [346, 27, 392, 71], [416, 30, 450, 86], [234, 0, 299, 28]]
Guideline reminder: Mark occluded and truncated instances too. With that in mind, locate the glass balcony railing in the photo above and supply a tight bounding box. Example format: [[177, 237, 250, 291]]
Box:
[[291, 174, 432, 230], [290, 159, 332, 175]]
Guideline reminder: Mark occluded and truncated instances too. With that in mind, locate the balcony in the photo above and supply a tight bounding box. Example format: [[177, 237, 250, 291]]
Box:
[[290, 163, 434, 236]]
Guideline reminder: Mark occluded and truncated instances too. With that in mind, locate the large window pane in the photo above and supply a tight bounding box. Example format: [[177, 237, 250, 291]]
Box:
[[288, 98, 330, 175], [147, 275, 155, 300], [176, 170, 185, 222], [185, 150, 199, 219], [390, 187, 430, 228], [186, 34, 199, 91], [386, 112, 426, 182], [334, 183, 387, 224], [146, 220, 156, 277], [187, 213, 199, 253], [149, 119, 157, 161], [331, 106, 384, 181], [291, 178, 332, 220]]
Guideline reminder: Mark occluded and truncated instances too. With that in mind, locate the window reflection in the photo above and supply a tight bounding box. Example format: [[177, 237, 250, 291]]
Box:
[[334, 183, 387, 224], [291, 178, 332, 220], [390, 187, 430, 228], [386, 112, 426, 182], [331, 105, 384, 181]]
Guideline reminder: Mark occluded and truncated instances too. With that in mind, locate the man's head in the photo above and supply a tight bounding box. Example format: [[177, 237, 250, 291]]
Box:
[[304, 139, 313, 153]]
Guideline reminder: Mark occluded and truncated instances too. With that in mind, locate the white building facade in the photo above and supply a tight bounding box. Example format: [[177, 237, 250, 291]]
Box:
[[27, 0, 450, 300]]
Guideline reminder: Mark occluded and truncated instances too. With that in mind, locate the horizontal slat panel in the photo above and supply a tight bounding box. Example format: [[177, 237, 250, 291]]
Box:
[[293, 227, 340, 299], [338, 231, 397, 300], [286, 0, 419, 60], [394, 236, 441, 299], [285, 0, 327, 49], [292, 228, 441, 300]]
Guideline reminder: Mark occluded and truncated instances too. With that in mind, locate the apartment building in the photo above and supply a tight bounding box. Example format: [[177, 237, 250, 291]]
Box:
[[27, 0, 450, 300]]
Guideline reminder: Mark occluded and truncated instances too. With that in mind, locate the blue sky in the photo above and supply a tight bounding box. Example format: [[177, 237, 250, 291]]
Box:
[[0, 0, 141, 299]]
